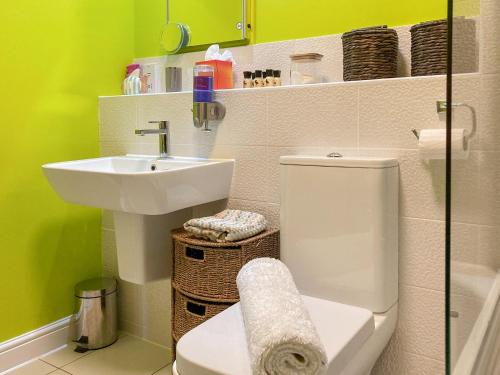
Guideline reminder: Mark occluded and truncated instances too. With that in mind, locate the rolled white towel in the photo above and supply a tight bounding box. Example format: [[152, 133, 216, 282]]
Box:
[[236, 258, 327, 375], [184, 209, 267, 242]]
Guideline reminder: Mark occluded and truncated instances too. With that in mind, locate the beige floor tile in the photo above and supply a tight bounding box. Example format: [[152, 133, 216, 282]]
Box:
[[50, 371, 72, 375], [61, 334, 170, 375], [152, 365, 173, 375], [41, 344, 92, 367], [6, 360, 57, 375]]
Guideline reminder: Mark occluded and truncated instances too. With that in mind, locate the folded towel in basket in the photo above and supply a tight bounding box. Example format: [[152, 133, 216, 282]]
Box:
[[236, 258, 327, 375], [183, 209, 267, 242]]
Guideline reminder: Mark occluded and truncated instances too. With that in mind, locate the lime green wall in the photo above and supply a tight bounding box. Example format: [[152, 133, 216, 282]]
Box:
[[134, 0, 446, 58], [0, 1, 134, 342], [254, 0, 446, 43], [135, 0, 166, 59]]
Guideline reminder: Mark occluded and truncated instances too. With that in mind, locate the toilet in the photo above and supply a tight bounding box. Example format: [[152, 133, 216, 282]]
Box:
[[173, 155, 399, 375]]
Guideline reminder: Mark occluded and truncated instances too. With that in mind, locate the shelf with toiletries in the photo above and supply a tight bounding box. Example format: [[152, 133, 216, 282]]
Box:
[[122, 45, 327, 95], [123, 17, 478, 95], [109, 72, 480, 101]]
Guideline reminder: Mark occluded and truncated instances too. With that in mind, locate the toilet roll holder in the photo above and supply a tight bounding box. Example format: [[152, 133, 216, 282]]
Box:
[[411, 100, 477, 144]]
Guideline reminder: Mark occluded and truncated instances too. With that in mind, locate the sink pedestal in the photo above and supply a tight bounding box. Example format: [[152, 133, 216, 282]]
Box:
[[113, 209, 192, 284]]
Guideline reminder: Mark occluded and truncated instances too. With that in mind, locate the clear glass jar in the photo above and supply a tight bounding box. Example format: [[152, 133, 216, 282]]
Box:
[[290, 53, 323, 85]]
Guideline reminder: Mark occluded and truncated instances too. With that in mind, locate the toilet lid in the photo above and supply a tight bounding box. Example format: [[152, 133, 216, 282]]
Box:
[[176, 295, 375, 375]]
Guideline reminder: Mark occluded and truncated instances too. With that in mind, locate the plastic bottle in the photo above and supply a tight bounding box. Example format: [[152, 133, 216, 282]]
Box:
[[243, 71, 253, 88], [254, 70, 264, 87], [265, 69, 274, 86], [193, 65, 214, 102]]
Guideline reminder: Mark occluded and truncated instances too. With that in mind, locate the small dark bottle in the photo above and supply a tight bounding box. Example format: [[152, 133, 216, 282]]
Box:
[[243, 71, 253, 88], [273, 70, 282, 86], [254, 70, 264, 87], [265, 69, 274, 86]]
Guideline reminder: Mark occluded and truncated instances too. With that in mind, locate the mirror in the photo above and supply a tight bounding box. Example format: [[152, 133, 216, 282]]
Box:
[[166, 0, 248, 53], [161, 23, 191, 54]]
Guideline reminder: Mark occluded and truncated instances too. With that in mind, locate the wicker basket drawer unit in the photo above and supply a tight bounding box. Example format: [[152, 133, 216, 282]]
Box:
[[172, 228, 280, 301], [172, 287, 233, 342], [171, 227, 280, 348]]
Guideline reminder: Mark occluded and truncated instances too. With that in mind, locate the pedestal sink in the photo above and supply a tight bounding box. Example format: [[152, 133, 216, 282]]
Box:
[[43, 155, 234, 284]]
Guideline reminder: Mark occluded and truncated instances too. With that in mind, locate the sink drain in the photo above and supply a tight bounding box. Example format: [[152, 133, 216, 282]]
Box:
[[150, 164, 157, 171]]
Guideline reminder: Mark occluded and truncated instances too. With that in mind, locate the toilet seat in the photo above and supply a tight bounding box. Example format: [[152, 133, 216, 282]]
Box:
[[174, 295, 396, 375]]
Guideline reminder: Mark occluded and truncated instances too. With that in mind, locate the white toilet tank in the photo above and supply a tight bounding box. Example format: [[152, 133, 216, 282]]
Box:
[[280, 156, 399, 313]]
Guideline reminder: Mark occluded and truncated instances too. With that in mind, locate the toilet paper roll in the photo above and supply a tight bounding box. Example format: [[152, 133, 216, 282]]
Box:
[[418, 128, 469, 160]]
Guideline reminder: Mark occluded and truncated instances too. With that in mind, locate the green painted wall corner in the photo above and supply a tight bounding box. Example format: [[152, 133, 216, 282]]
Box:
[[0, 0, 135, 342]]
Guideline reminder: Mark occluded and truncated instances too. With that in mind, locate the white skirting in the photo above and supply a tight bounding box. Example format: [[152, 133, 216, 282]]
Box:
[[0, 316, 71, 373]]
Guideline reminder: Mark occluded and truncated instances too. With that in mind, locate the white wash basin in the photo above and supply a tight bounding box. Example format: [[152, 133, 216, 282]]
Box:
[[42, 155, 234, 215], [42, 155, 234, 284]]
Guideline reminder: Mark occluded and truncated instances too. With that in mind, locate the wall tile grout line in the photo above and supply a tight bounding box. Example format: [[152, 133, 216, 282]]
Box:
[[151, 364, 172, 375], [402, 284, 446, 294], [401, 349, 445, 364], [400, 282, 445, 293]]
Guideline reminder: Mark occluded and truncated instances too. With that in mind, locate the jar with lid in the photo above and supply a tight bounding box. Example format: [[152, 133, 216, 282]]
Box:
[[289, 53, 324, 85]]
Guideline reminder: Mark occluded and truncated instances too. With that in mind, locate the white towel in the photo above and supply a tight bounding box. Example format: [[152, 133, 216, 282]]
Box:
[[236, 258, 327, 375], [184, 209, 267, 242]]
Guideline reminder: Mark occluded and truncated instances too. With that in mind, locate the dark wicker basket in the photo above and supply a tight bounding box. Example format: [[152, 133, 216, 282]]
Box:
[[411, 19, 448, 76], [172, 287, 233, 342], [342, 26, 398, 81], [172, 228, 280, 301]]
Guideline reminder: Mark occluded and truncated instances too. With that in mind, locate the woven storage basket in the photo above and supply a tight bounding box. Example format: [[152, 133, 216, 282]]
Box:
[[172, 287, 233, 341], [342, 26, 398, 81], [172, 228, 280, 301], [411, 19, 448, 76]]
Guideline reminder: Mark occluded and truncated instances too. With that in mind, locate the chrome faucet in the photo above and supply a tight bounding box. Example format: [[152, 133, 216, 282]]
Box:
[[135, 121, 170, 158]]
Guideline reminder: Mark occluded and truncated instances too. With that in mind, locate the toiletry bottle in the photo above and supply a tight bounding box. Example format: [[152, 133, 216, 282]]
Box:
[[123, 64, 141, 95], [193, 65, 214, 102], [254, 70, 264, 87], [265, 69, 274, 86], [123, 67, 143, 95], [243, 71, 253, 88], [273, 70, 282, 86], [142, 63, 163, 93]]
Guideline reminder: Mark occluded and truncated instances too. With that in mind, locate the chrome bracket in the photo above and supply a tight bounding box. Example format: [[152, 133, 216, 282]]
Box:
[[412, 101, 477, 144], [436, 100, 448, 113], [193, 102, 226, 132], [436, 100, 477, 141]]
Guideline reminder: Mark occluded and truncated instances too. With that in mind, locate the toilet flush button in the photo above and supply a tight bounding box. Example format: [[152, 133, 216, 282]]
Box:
[[327, 152, 343, 158]]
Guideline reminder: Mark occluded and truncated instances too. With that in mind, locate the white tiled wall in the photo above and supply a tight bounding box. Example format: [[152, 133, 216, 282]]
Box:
[[96, 8, 499, 374]]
